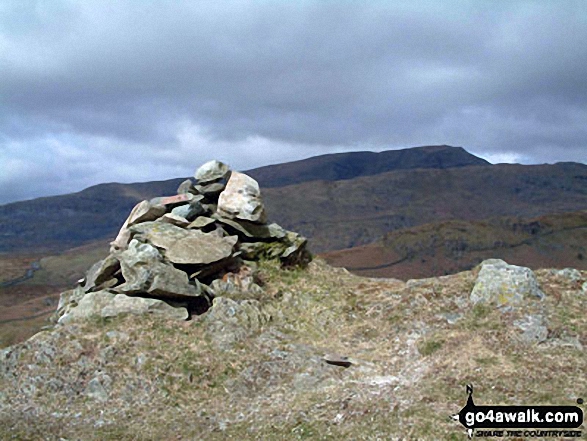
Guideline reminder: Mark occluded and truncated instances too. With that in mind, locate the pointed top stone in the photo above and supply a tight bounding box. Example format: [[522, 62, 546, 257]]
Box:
[[194, 160, 231, 184]]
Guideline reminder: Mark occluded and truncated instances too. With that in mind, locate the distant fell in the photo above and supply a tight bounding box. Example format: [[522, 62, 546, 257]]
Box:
[[246, 144, 489, 187], [322, 210, 587, 280]]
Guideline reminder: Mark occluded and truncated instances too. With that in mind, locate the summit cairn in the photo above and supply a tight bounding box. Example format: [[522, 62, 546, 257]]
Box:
[[53, 161, 310, 324]]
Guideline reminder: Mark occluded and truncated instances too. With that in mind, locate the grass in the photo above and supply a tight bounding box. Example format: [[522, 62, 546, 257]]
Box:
[[0, 259, 585, 440]]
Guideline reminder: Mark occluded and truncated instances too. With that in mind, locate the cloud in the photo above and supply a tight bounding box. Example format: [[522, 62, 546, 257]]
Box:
[[1, 0, 586, 203]]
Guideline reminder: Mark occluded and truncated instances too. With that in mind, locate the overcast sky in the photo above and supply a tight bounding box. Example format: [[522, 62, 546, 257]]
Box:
[[1, 0, 586, 204]]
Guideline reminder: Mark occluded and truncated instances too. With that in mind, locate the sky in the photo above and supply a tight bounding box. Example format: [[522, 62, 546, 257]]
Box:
[[1, 0, 587, 205]]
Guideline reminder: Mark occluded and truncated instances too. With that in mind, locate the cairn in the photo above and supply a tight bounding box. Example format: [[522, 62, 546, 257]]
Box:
[[53, 160, 310, 323]]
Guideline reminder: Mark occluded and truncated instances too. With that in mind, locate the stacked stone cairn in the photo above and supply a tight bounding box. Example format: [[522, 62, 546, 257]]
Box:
[[53, 161, 310, 324]]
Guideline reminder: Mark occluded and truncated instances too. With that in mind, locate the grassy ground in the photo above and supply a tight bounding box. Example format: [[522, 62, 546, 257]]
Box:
[[0, 259, 585, 440]]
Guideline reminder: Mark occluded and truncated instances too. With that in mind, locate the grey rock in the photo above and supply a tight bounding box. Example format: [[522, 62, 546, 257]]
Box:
[[116, 239, 202, 299], [158, 213, 190, 227], [53, 286, 86, 322], [85, 374, 111, 402], [130, 222, 237, 265], [177, 178, 196, 195], [101, 294, 188, 320], [470, 259, 545, 308], [83, 254, 120, 293], [214, 216, 285, 239], [437, 312, 462, 325], [209, 267, 264, 299], [127, 200, 167, 227], [548, 268, 583, 282], [171, 200, 205, 221], [217, 171, 267, 223], [281, 232, 310, 266], [110, 200, 166, 252], [513, 314, 548, 344], [194, 160, 230, 183], [58, 290, 116, 324], [166, 232, 238, 265], [204, 297, 270, 348], [116, 239, 162, 292], [149, 193, 197, 209], [194, 181, 226, 196], [187, 216, 216, 229]]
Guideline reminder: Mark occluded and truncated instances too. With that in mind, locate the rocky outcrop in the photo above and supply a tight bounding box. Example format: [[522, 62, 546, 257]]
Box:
[[53, 161, 311, 324]]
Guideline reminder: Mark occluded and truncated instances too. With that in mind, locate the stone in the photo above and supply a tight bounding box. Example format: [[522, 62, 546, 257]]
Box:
[[281, 232, 310, 266], [470, 259, 545, 308], [127, 200, 167, 227], [513, 314, 548, 344], [158, 213, 190, 227], [214, 216, 285, 239], [217, 171, 267, 223], [548, 268, 583, 282], [52, 286, 86, 322], [194, 160, 230, 184], [209, 266, 264, 299], [171, 200, 205, 221], [130, 222, 237, 265], [101, 294, 188, 320], [187, 216, 216, 229], [110, 200, 166, 251], [204, 297, 270, 348], [83, 255, 120, 293], [194, 181, 226, 196], [84, 373, 112, 402], [149, 193, 196, 209], [177, 179, 196, 195], [58, 290, 116, 324], [116, 240, 203, 299]]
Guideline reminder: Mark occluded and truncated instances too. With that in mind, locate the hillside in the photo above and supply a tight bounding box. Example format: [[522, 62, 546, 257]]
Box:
[[1, 259, 585, 439], [323, 210, 587, 280], [0, 145, 486, 254], [1, 155, 586, 255]]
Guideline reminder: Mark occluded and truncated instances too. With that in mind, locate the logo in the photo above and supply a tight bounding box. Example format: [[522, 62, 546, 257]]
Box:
[[451, 385, 583, 438]]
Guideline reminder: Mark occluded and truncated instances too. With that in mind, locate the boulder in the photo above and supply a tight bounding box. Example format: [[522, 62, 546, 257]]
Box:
[[101, 294, 188, 320], [217, 171, 267, 223], [194, 160, 230, 183], [470, 259, 545, 308]]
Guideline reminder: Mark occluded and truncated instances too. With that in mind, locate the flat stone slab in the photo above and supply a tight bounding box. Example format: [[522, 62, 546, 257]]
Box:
[[130, 222, 237, 265]]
